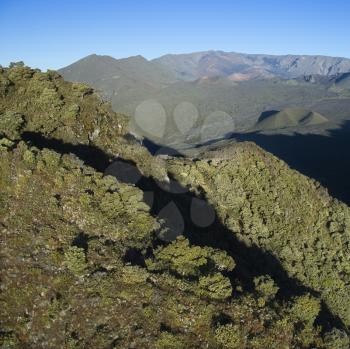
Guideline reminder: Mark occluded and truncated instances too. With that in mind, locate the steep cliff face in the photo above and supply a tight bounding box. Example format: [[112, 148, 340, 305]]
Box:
[[1, 64, 350, 348]]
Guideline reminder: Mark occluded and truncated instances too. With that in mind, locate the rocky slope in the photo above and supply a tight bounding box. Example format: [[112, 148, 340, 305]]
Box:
[[1, 63, 350, 348]]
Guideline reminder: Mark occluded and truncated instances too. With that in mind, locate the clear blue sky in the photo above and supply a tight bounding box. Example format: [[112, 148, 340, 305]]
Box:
[[1, 0, 350, 70]]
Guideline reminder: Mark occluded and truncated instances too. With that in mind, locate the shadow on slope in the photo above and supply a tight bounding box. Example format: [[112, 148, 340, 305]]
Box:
[[21, 130, 346, 331], [22, 132, 112, 172], [136, 170, 345, 332], [257, 110, 280, 122], [227, 120, 350, 205]]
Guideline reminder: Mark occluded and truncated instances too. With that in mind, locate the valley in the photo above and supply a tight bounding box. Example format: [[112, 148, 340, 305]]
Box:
[[59, 51, 350, 205]]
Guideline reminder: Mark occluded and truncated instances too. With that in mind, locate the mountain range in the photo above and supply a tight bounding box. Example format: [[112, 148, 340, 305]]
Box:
[[153, 50, 350, 80], [58, 50, 350, 207], [61, 50, 350, 84], [59, 51, 350, 148]]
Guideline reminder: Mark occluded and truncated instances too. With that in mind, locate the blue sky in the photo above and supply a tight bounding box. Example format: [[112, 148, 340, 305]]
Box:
[[1, 0, 350, 70]]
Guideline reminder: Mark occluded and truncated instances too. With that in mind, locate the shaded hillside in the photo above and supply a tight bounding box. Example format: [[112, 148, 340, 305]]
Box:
[[2, 64, 350, 348], [168, 142, 350, 329], [335, 72, 350, 89], [2, 129, 340, 349], [59, 54, 178, 100], [252, 108, 328, 131], [60, 54, 177, 87], [202, 121, 350, 206]]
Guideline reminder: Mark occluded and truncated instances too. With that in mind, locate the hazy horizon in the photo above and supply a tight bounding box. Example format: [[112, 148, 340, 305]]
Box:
[[3, 49, 350, 72], [66, 48, 350, 62]]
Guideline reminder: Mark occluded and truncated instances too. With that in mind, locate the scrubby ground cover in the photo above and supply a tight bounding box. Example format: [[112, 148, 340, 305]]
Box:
[[0, 63, 349, 348]]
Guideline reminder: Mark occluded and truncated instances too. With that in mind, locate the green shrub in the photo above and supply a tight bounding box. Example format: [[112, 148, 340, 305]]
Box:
[[215, 324, 244, 349], [289, 294, 321, 324], [147, 236, 235, 278], [122, 265, 149, 284], [0, 137, 15, 150], [147, 236, 209, 277], [0, 111, 25, 140], [196, 273, 232, 300], [0, 75, 12, 96], [72, 82, 93, 97], [64, 246, 87, 275], [155, 332, 185, 349], [9, 61, 25, 68], [253, 275, 279, 302], [38, 87, 64, 109], [323, 328, 349, 349]]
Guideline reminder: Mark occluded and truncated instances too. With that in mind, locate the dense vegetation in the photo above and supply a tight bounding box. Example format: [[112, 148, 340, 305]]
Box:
[[1, 63, 350, 348], [0, 62, 166, 180], [168, 143, 350, 327]]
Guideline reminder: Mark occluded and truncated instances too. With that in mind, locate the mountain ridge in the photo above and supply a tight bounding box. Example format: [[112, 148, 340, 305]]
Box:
[[58, 52, 350, 138], [152, 50, 350, 80], [59, 53, 177, 97], [60, 50, 350, 84], [2, 63, 350, 347]]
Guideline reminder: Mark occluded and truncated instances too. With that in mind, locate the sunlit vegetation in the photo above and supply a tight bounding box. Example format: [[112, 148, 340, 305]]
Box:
[[0, 64, 349, 348]]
